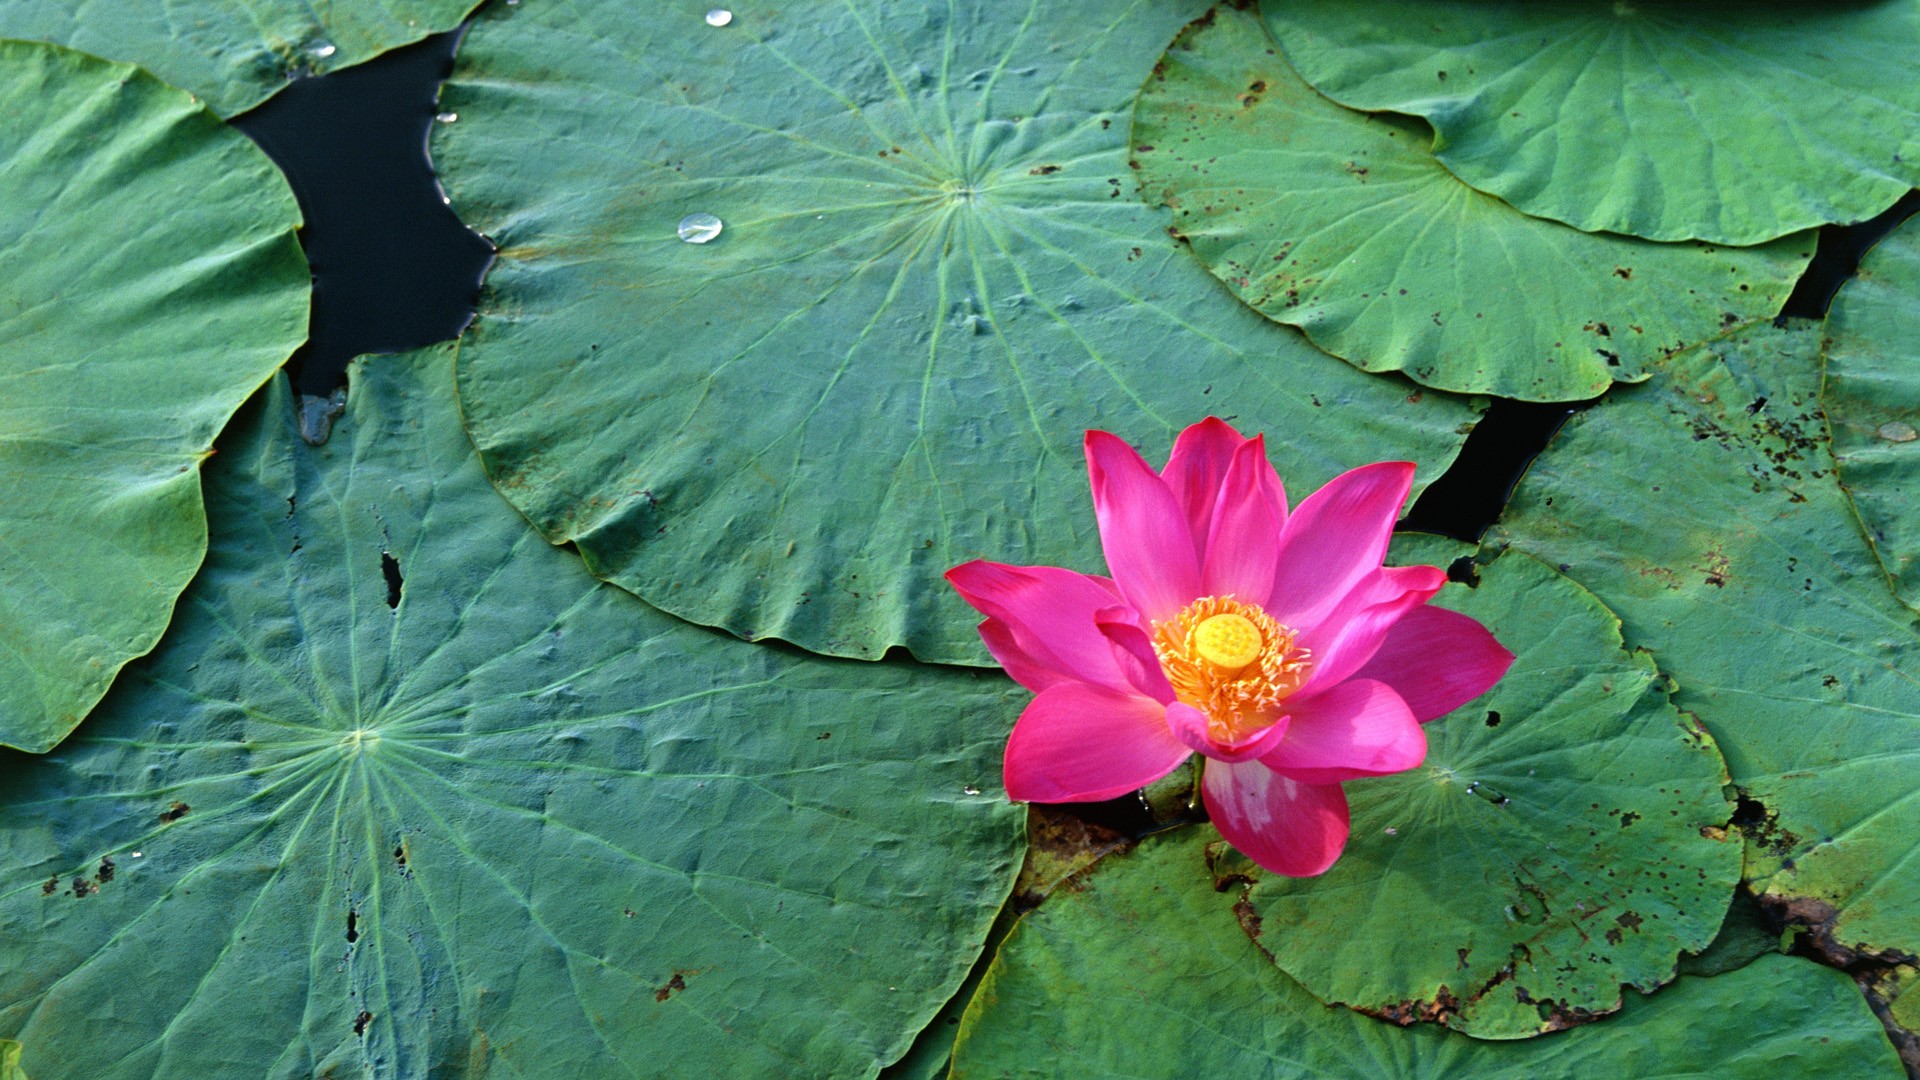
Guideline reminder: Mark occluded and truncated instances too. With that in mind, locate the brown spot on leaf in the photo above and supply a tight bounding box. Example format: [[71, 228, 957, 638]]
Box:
[[1016, 804, 1132, 911], [161, 802, 190, 823], [655, 973, 689, 1002], [1362, 986, 1461, 1027], [1232, 896, 1263, 942]]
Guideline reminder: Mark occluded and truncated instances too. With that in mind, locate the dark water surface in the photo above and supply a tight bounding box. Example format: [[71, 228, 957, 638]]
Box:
[[233, 29, 492, 397]]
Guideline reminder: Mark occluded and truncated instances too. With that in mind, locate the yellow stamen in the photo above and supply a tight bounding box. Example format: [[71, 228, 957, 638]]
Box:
[[1193, 612, 1262, 670], [1152, 596, 1311, 745]]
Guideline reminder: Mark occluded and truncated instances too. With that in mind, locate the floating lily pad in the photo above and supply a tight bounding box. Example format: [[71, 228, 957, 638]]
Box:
[[1131, 4, 1811, 401], [948, 828, 1904, 1078], [0, 1, 480, 117], [1245, 547, 1739, 1038], [1494, 319, 1920, 968], [1822, 211, 1920, 612], [0, 41, 307, 753], [434, 0, 1480, 665], [0, 348, 1024, 1080], [1264, 0, 1920, 245]]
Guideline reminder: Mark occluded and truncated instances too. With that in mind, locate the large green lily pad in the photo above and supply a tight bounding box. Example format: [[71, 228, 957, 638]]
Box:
[[0, 348, 1024, 1079], [1822, 211, 1920, 612], [0, 41, 307, 753], [434, 0, 1481, 665], [1494, 319, 1920, 967], [0, 1, 480, 117], [1245, 546, 1738, 1038], [948, 828, 1904, 1079], [1130, 4, 1811, 402], [1264, 0, 1920, 245]]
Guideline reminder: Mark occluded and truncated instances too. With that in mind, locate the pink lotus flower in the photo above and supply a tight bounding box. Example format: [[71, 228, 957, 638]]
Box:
[[947, 419, 1513, 876]]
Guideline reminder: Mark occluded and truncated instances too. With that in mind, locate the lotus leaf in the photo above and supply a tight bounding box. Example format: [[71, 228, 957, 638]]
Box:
[[0, 41, 307, 752], [948, 828, 1904, 1078], [1131, 4, 1811, 402], [1247, 546, 1738, 1037], [0, 347, 1024, 1080], [1265, 0, 1920, 245], [1495, 319, 1920, 967], [1822, 211, 1920, 612], [433, 0, 1480, 665]]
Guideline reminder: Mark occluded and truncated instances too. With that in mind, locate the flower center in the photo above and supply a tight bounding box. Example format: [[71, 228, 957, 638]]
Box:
[[1152, 597, 1311, 745], [1192, 612, 1263, 669]]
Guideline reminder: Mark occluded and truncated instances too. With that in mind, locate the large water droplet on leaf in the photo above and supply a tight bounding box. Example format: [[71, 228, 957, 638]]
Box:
[[677, 212, 723, 244]]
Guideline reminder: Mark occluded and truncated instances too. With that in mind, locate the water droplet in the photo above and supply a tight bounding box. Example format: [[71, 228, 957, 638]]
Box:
[[310, 43, 337, 59], [436, 112, 459, 124], [1383, 827, 1398, 836], [963, 785, 981, 796], [1878, 421, 1918, 443], [678, 212, 724, 244], [705, 8, 733, 26], [130, 852, 142, 859]]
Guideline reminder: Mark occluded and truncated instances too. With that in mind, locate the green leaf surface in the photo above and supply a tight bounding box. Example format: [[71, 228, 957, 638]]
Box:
[[0, 347, 1024, 1080], [1673, 891, 1779, 981], [434, 0, 1481, 665], [1246, 547, 1739, 1038], [1387, 531, 1476, 573], [1264, 0, 1920, 245], [0, 41, 307, 753], [881, 806, 1131, 1080], [1130, 4, 1811, 402], [0, 1, 479, 117], [0, 1041, 22, 1080], [948, 828, 1904, 1079], [1493, 319, 1920, 967], [1822, 211, 1920, 613], [1893, 967, 1920, 1040]]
